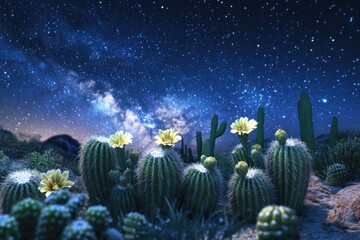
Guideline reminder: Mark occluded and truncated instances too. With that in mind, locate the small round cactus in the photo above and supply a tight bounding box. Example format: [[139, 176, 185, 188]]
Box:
[[11, 198, 42, 240], [0, 169, 44, 213], [231, 144, 252, 166], [325, 163, 348, 186], [66, 193, 88, 219], [110, 184, 136, 221], [123, 212, 151, 240], [34, 205, 72, 240], [0, 215, 20, 240], [84, 205, 113, 235], [61, 220, 97, 240], [43, 189, 72, 206], [256, 205, 299, 240]]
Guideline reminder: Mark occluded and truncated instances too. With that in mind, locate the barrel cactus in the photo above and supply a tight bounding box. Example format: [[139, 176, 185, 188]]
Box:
[[34, 205, 72, 240], [325, 163, 348, 187], [0, 215, 20, 240], [61, 220, 97, 240], [231, 144, 251, 166], [11, 198, 42, 240], [266, 129, 312, 211], [0, 169, 44, 213], [43, 189, 72, 206], [137, 148, 182, 218], [123, 212, 151, 240], [66, 193, 88, 219], [110, 177, 137, 221], [79, 137, 116, 205], [228, 161, 274, 221], [84, 205, 113, 236], [183, 156, 222, 217], [256, 205, 299, 240]]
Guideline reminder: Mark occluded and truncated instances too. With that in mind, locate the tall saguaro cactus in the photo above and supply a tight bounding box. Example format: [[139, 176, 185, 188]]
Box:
[[297, 93, 315, 151], [202, 114, 227, 157], [256, 107, 265, 149]]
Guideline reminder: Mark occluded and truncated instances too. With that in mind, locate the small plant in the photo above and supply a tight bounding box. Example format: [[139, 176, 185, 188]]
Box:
[[256, 205, 299, 240], [325, 163, 348, 187], [123, 212, 152, 240], [0, 150, 11, 182], [0, 169, 44, 213], [26, 151, 57, 172]]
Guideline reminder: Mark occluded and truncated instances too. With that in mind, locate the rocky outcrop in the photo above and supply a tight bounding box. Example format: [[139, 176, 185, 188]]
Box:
[[42, 134, 80, 161]]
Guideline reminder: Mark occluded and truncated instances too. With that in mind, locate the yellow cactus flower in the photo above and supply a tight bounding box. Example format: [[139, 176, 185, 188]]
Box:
[[108, 130, 133, 148], [38, 169, 74, 197], [230, 117, 258, 135], [155, 129, 182, 147]]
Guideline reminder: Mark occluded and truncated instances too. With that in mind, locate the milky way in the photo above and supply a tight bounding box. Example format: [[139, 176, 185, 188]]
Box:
[[0, 1, 359, 150]]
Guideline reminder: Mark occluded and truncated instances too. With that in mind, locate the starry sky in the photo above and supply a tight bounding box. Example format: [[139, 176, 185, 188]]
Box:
[[0, 0, 359, 151]]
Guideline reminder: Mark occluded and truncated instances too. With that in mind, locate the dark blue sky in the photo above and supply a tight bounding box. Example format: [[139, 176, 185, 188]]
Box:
[[0, 0, 359, 150]]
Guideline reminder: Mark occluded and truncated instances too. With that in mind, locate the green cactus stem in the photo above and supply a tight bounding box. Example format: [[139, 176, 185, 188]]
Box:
[[123, 212, 151, 240], [329, 116, 338, 148], [202, 114, 227, 157], [256, 205, 299, 240], [325, 163, 348, 186], [297, 92, 315, 151], [0, 215, 20, 240], [61, 220, 97, 240], [84, 205, 113, 236], [110, 181, 137, 221], [256, 107, 265, 148], [266, 129, 312, 211]]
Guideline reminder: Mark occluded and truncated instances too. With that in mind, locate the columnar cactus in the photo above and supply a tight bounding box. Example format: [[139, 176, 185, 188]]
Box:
[[34, 205, 72, 240], [84, 205, 113, 236], [0, 169, 43, 213], [137, 148, 182, 218], [202, 114, 227, 157], [0, 215, 20, 240], [266, 129, 312, 211], [110, 179, 137, 221], [61, 220, 97, 240], [11, 198, 42, 240], [228, 161, 274, 221], [79, 137, 116, 205], [325, 163, 348, 186], [123, 212, 151, 240], [256, 106, 265, 148], [256, 205, 299, 240], [183, 156, 223, 217], [297, 92, 315, 151]]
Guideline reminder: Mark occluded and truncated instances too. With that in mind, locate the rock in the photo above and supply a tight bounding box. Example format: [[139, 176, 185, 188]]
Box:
[[327, 184, 360, 230], [42, 134, 80, 161]]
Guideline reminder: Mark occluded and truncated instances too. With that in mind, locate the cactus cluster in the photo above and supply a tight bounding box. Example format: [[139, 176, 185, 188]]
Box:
[[228, 161, 274, 221], [256, 205, 299, 240], [266, 129, 312, 211], [182, 156, 223, 217], [123, 212, 151, 240]]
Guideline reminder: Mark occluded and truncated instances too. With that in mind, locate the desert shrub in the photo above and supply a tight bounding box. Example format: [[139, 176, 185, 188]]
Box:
[[0, 130, 41, 158], [332, 137, 360, 177], [25, 150, 58, 172]]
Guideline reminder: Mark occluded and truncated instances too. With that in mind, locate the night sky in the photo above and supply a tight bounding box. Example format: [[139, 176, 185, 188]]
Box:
[[0, 0, 359, 150]]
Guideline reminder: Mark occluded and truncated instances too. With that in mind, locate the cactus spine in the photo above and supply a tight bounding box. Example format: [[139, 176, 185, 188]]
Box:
[[297, 92, 315, 151], [0, 169, 43, 213], [11, 198, 42, 240], [325, 163, 348, 186], [256, 107, 265, 148], [256, 205, 299, 240], [34, 205, 72, 240], [329, 116, 338, 148], [228, 161, 274, 221], [183, 156, 222, 217], [266, 129, 312, 211], [79, 138, 116, 205], [137, 148, 182, 218]]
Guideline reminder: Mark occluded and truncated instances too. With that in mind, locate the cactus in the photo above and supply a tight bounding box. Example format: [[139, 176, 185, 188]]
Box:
[[329, 116, 338, 148], [332, 137, 360, 177], [102, 228, 124, 240], [66, 193, 88, 219], [0, 169, 44, 213], [11, 198, 42, 240], [0, 150, 11, 182], [202, 114, 227, 157], [137, 148, 182, 218], [251, 144, 265, 169], [43, 189, 72, 206], [231, 144, 252, 166], [61, 220, 97, 240], [110, 180, 137, 221], [0, 215, 20, 240], [297, 92, 315, 151], [79, 137, 116, 205], [180, 138, 195, 163], [228, 161, 274, 221], [34, 205, 71, 240], [196, 131, 202, 161], [266, 129, 312, 211], [109, 170, 122, 184], [325, 163, 348, 186], [84, 205, 113, 236], [123, 212, 151, 240], [256, 107, 265, 148], [256, 205, 299, 240], [182, 156, 223, 217]]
